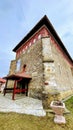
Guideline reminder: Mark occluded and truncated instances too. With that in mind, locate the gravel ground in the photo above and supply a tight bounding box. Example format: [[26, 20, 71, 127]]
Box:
[[0, 93, 46, 116]]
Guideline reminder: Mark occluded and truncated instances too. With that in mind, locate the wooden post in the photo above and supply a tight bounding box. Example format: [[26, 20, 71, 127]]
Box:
[[12, 80, 17, 100], [4, 79, 8, 96], [25, 82, 28, 96]]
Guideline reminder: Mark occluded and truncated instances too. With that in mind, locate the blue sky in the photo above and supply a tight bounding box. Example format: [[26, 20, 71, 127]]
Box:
[[0, 0, 73, 77]]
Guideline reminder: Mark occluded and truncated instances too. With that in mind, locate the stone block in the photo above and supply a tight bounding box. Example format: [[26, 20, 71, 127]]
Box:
[[54, 115, 66, 124], [42, 37, 53, 61]]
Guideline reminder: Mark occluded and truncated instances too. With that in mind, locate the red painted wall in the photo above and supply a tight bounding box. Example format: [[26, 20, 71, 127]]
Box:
[[16, 26, 49, 58]]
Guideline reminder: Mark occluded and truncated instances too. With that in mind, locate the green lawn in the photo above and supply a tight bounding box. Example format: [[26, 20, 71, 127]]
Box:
[[0, 96, 73, 130]]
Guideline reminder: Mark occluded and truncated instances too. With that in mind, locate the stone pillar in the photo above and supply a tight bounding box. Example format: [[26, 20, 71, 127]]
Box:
[[42, 37, 60, 108], [42, 37, 58, 92], [42, 37, 53, 62]]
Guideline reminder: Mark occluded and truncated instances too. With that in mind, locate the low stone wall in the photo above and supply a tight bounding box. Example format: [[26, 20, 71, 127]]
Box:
[[42, 92, 61, 109], [60, 90, 73, 100]]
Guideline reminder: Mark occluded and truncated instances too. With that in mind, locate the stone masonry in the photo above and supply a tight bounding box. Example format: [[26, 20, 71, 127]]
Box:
[[9, 37, 73, 101], [6, 16, 73, 108], [9, 39, 44, 99]]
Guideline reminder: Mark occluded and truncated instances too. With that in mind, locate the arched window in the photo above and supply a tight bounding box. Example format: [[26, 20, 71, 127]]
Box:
[[22, 64, 26, 72]]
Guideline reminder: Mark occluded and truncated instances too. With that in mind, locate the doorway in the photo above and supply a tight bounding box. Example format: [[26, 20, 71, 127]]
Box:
[[17, 78, 29, 96]]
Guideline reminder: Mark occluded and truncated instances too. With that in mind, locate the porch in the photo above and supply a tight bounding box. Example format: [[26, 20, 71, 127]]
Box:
[[4, 71, 31, 100]]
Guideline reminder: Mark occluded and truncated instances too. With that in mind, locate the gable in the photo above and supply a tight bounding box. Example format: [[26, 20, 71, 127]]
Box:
[[13, 15, 73, 66]]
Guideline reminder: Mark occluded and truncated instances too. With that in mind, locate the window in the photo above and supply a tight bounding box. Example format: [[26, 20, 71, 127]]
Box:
[[16, 59, 21, 72], [38, 34, 41, 39], [22, 64, 26, 72], [33, 39, 36, 43]]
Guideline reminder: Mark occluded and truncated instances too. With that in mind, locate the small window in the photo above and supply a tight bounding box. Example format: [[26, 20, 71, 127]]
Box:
[[23, 64, 26, 71], [33, 39, 36, 43], [16, 59, 21, 72], [25, 46, 27, 49], [29, 42, 32, 47], [38, 34, 41, 39]]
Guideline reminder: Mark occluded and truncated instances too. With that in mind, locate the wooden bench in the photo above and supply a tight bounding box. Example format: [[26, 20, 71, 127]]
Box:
[[4, 87, 28, 100], [4, 88, 13, 95]]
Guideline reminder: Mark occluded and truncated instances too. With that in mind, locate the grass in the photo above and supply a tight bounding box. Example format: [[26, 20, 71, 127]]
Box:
[[0, 97, 73, 130], [65, 96, 73, 113]]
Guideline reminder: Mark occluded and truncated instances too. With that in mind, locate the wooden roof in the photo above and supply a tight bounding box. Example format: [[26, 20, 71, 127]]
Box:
[[13, 15, 73, 64], [4, 72, 31, 80]]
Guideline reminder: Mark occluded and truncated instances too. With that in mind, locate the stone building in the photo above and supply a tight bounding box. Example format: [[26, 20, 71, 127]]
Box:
[[5, 15, 73, 102]]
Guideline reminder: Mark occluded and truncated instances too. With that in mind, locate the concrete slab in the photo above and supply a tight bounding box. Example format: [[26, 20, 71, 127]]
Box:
[[0, 93, 46, 116]]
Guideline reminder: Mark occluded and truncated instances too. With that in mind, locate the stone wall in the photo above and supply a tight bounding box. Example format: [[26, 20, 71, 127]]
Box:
[[8, 36, 73, 102], [71, 67, 73, 76], [16, 39, 44, 99], [9, 60, 16, 75], [51, 38, 73, 99], [7, 60, 16, 88], [41, 37, 73, 98], [41, 37, 73, 108]]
